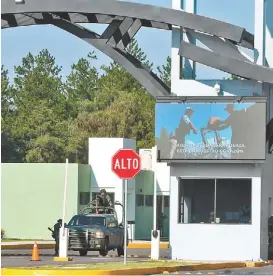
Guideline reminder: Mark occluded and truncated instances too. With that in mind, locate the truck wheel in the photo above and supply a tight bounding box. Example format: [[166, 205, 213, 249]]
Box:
[[79, 250, 88, 256], [99, 237, 109, 257], [117, 245, 124, 257]]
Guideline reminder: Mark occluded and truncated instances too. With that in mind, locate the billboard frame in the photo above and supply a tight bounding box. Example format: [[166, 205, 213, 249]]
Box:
[[155, 96, 267, 164]]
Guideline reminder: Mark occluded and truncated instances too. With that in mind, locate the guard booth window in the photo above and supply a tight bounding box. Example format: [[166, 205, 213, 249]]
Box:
[[145, 195, 153, 206], [178, 178, 252, 224], [136, 194, 144, 206], [79, 192, 90, 205]]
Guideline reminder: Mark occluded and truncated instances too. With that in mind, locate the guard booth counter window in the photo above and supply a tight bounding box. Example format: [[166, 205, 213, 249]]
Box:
[[178, 178, 252, 224]]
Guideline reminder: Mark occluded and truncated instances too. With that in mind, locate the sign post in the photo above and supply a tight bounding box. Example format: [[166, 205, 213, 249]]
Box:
[[111, 149, 141, 265], [124, 178, 128, 265]]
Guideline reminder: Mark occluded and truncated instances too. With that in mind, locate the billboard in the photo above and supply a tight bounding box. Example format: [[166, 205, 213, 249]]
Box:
[[155, 98, 266, 161]]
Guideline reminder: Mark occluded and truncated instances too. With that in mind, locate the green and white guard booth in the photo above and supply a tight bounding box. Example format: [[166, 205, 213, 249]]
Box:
[[165, 0, 273, 261], [156, 96, 272, 261]]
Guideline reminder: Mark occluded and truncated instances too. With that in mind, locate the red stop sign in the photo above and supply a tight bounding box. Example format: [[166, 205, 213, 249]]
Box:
[[111, 149, 141, 179]]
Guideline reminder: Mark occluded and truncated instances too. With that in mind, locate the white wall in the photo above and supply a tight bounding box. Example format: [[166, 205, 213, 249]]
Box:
[[155, 162, 170, 196], [139, 149, 152, 170], [140, 147, 170, 195], [171, 79, 262, 97], [169, 164, 262, 261], [88, 138, 136, 239]]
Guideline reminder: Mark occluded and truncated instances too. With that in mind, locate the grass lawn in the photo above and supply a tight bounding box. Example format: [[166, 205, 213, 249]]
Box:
[[11, 261, 197, 270]]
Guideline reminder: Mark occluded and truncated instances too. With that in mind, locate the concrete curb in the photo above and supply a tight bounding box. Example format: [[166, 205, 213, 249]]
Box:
[[1, 253, 168, 258], [53, 256, 73, 262], [1, 261, 267, 275], [1, 242, 169, 250]]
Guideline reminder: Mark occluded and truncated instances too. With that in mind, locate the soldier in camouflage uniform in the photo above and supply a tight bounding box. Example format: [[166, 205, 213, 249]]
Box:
[[97, 189, 113, 213], [52, 219, 62, 256]]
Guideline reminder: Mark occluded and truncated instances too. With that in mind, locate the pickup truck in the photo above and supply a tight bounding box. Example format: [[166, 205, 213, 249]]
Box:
[[67, 207, 127, 257]]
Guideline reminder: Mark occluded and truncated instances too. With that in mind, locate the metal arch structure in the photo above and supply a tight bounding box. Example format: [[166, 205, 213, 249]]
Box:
[[53, 20, 170, 98], [2, 0, 273, 149], [2, 0, 273, 88]]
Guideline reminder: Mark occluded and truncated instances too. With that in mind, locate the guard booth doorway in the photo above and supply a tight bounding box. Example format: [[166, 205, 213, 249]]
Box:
[[157, 195, 170, 240]]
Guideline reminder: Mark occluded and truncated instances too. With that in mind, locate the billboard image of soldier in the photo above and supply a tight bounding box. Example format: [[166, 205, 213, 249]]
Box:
[[169, 107, 198, 159], [155, 101, 266, 161]]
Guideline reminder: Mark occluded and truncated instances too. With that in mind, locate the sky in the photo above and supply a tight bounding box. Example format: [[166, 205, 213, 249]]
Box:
[[1, 0, 255, 81], [155, 102, 255, 144]]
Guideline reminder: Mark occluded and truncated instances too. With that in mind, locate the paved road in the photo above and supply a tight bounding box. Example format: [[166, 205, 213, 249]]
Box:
[[154, 265, 273, 275], [3, 249, 273, 275], [1, 248, 169, 268]]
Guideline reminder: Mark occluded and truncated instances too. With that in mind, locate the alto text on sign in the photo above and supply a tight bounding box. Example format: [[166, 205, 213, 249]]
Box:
[[111, 149, 141, 179]]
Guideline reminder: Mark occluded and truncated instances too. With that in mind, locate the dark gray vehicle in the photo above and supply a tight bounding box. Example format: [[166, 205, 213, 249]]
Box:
[[67, 204, 127, 257]]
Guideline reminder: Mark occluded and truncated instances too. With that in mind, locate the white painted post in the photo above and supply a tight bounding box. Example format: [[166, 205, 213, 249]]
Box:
[[182, 0, 197, 79], [59, 228, 69, 258], [171, 0, 183, 88], [59, 158, 69, 258], [124, 179, 128, 265]]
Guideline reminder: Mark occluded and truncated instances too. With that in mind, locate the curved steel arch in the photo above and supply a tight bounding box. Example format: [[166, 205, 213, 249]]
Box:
[[53, 19, 170, 97], [2, 0, 273, 85], [2, 0, 252, 44]]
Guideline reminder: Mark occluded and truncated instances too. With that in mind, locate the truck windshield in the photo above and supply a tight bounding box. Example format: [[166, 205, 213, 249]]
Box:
[[69, 216, 106, 226]]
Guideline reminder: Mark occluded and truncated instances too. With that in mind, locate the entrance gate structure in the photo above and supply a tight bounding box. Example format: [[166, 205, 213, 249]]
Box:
[[2, 0, 273, 260]]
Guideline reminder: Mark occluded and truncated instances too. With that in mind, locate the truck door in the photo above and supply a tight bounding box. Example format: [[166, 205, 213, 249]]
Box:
[[109, 216, 120, 247], [106, 217, 115, 247]]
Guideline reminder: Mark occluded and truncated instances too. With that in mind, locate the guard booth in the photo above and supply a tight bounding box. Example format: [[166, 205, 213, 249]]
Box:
[[155, 96, 273, 261]]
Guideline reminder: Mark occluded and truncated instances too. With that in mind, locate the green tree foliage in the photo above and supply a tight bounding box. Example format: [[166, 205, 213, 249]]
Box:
[[65, 52, 99, 118], [157, 56, 171, 88], [2, 39, 171, 164], [1, 66, 22, 162], [6, 50, 68, 163]]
